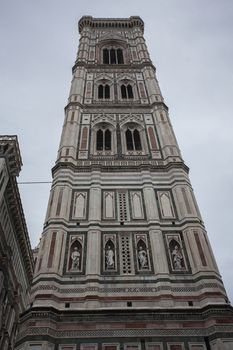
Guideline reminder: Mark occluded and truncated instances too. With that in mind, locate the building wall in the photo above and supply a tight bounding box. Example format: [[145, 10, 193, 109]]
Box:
[[0, 136, 34, 350]]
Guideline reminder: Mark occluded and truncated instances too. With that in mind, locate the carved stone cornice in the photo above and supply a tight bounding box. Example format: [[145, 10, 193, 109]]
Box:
[[72, 61, 156, 74], [0, 135, 22, 176], [52, 160, 189, 177], [78, 16, 144, 34], [0, 135, 34, 283]]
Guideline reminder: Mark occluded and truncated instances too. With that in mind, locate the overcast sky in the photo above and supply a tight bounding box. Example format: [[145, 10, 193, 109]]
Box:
[[1, 0, 233, 302]]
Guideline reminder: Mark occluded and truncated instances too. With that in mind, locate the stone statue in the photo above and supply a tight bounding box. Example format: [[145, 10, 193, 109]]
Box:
[[171, 245, 183, 270], [138, 245, 148, 268], [105, 245, 114, 269], [71, 246, 81, 270]]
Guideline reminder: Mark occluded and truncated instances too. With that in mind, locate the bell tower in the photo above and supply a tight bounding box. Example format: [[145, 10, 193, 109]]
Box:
[[17, 16, 233, 350]]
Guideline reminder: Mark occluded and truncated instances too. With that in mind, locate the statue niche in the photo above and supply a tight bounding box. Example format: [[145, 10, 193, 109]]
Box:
[[105, 240, 115, 270], [69, 240, 82, 271], [169, 239, 185, 271], [137, 239, 149, 270]]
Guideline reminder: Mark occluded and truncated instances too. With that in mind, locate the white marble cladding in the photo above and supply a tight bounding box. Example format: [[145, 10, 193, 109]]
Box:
[[76, 21, 148, 65], [45, 167, 200, 223], [57, 109, 181, 164], [34, 225, 219, 278]]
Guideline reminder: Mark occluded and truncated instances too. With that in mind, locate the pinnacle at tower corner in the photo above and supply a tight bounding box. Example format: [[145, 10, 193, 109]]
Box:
[[16, 16, 233, 350]]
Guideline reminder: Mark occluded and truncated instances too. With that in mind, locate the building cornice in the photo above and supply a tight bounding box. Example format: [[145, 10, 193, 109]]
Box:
[[0, 135, 22, 176], [52, 160, 189, 177], [78, 16, 144, 34], [64, 101, 168, 113], [72, 61, 156, 74], [0, 135, 34, 282]]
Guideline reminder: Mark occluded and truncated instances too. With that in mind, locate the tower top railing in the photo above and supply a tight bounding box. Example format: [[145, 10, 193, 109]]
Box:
[[78, 16, 144, 34]]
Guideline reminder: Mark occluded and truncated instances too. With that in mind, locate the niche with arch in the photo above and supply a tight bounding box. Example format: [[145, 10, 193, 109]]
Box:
[[67, 235, 85, 273], [103, 234, 117, 273], [164, 233, 189, 273], [134, 234, 152, 273]]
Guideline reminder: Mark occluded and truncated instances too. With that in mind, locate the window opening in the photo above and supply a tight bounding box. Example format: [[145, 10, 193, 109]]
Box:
[[105, 129, 111, 150], [98, 85, 103, 99], [126, 129, 134, 150], [96, 129, 103, 150], [121, 85, 127, 99], [103, 48, 124, 64], [103, 48, 109, 64], [105, 84, 110, 98], [110, 48, 116, 64], [117, 48, 124, 64], [98, 84, 110, 99], [133, 129, 142, 150], [126, 128, 142, 151], [96, 129, 112, 151], [127, 84, 133, 99], [121, 84, 134, 99]]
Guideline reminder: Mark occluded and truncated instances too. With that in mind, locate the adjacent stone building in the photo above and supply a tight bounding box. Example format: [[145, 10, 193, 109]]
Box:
[[0, 136, 34, 350], [16, 17, 233, 350]]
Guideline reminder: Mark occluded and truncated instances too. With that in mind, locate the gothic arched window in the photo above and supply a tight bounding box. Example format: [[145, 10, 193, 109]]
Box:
[[126, 128, 142, 151], [98, 84, 110, 99], [121, 85, 127, 99], [102, 48, 124, 64], [110, 48, 116, 64], [121, 84, 134, 99], [105, 84, 110, 99], [127, 84, 133, 99], [126, 129, 134, 150], [96, 129, 112, 151], [133, 129, 142, 150], [96, 129, 104, 150], [103, 48, 109, 64], [105, 129, 111, 150], [98, 85, 104, 99], [117, 48, 124, 64]]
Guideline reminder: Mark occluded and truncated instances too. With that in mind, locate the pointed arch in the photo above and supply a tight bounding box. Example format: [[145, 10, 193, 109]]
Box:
[[103, 48, 109, 64], [169, 239, 184, 270], [117, 48, 124, 64], [137, 239, 148, 269], [126, 129, 134, 150], [105, 239, 115, 270], [160, 192, 174, 217], [104, 192, 115, 218], [105, 84, 110, 99], [127, 84, 133, 99], [110, 48, 116, 64], [73, 192, 86, 219], [69, 240, 82, 270], [98, 85, 104, 99], [131, 192, 143, 218], [105, 129, 111, 150], [96, 129, 103, 150], [121, 85, 127, 99], [133, 129, 142, 150]]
